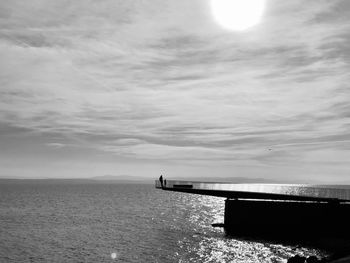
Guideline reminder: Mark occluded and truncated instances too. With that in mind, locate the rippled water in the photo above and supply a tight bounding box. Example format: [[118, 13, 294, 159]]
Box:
[[0, 183, 327, 262]]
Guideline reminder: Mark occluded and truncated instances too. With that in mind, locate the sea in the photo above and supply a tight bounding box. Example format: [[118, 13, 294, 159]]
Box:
[[0, 182, 345, 263]]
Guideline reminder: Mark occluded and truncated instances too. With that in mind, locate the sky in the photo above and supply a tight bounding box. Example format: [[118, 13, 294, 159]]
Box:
[[0, 0, 349, 182]]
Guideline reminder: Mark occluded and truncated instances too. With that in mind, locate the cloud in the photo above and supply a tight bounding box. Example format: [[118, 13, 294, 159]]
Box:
[[0, 0, 350, 180], [46, 142, 66, 149]]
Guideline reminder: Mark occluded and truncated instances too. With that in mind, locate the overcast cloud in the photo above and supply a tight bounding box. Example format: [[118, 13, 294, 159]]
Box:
[[0, 0, 349, 182]]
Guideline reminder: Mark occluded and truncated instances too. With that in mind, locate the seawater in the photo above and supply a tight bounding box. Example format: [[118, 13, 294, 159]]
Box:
[[0, 183, 329, 262]]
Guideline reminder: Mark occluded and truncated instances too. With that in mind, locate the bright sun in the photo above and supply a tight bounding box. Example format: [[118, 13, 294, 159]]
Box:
[[210, 0, 265, 31]]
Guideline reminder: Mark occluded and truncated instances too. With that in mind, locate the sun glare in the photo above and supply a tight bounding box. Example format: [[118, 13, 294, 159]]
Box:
[[211, 0, 265, 31]]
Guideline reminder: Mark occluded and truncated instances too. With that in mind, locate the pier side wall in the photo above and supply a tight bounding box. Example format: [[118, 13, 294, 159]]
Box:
[[224, 199, 350, 237]]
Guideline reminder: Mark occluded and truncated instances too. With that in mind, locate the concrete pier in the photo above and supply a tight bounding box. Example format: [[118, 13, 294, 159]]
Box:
[[224, 199, 350, 237], [155, 180, 350, 237]]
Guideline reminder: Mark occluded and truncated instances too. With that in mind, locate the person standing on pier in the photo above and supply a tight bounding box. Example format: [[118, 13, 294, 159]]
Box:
[[159, 175, 163, 188]]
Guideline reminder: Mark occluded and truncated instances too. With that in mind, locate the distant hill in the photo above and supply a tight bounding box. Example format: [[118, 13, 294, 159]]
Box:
[[0, 175, 153, 184], [0, 175, 327, 185], [90, 175, 151, 184], [0, 178, 96, 184]]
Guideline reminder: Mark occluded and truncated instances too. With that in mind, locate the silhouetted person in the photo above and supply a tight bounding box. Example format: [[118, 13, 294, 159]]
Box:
[[159, 175, 163, 188], [164, 179, 167, 188]]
